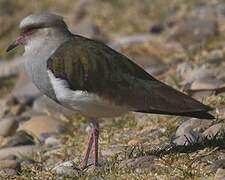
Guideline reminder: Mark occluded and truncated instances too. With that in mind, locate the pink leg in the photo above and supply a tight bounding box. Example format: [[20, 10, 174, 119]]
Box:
[[93, 127, 99, 167], [79, 131, 94, 169], [91, 119, 99, 167], [79, 119, 99, 170]]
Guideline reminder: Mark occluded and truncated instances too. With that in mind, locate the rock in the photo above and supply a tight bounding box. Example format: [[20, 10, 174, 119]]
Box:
[[207, 49, 224, 63], [0, 57, 24, 80], [191, 91, 215, 100], [168, 18, 218, 50], [0, 117, 18, 137], [0, 99, 9, 118], [175, 118, 211, 137], [32, 95, 75, 118], [101, 145, 125, 157], [10, 104, 26, 116], [52, 160, 78, 176], [191, 4, 215, 19], [11, 72, 40, 104], [176, 62, 193, 77], [217, 106, 225, 119], [173, 118, 211, 145], [108, 33, 156, 49], [183, 65, 215, 84], [44, 136, 60, 147], [173, 130, 202, 146], [18, 115, 68, 141], [128, 139, 141, 146], [131, 55, 167, 76], [214, 168, 225, 180], [212, 159, 225, 171], [0, 159, 21, 171], [0, 168, 18, 177], [73, 0, 91, 22], [191, 3, 225, 32], [149, 23, 164, 34], [119, 156, 156, 171], [0, 145, 40, 160], [190, 78, 224, 90], [74, 17, 107, 43], [3, 131, 35, 148], [0, 17, 13, 47], [203, 123, 225, 138], [0, 0, 13, 16], [0, 155, 18, 161]]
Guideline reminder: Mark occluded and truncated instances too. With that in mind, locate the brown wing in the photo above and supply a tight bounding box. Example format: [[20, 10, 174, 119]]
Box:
[[47, 35, 214, 119]]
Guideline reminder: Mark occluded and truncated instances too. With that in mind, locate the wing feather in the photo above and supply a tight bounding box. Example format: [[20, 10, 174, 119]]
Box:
[[47, 35, 213, 118]]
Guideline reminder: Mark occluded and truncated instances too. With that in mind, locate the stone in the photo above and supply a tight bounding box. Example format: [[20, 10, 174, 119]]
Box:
[[182, 65, 215, 84], [217, 106, 225, 119], [10, 104, 26, 116], [0, 145, 40, 160], [168, 18, 218, 50], [0, 17, 13, 48], [203, 123, 225, 138], [128, 139, 141, 146], [101, 145, 125, 157], [173, 130, 202, 146], [0, 159, 21, 171], [149, 23, 164, 34], [18, 115, 68, 141], [0, 57, 24, 80], [11, 72, 40, 104], [191, 91, 215, 100], [108, 34, 156, 49], [0, 99, 9, 118], [0, 0, 13, 16], [212, 159, 225, 171], [3, 131, 35, 148], [176, 62, 193, 77], [175, 118, 212, 137], [214, 168, 225, 180], [0, 168, 18, 177], [119, 156, 156, 171], [207, 49, 224, 63], [190, 78, 224, 90], [173, 118, 211, 145], [44, 136, 60, 147], [52, 160, 78, 176], [32, 95, 75, 118], [131, 55, 167, 76], [0, 117, 18, 137], [74, 17, 107, 43]]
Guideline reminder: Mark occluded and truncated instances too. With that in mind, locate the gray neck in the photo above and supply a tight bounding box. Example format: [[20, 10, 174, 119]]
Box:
[[24, 27, 71, 100]]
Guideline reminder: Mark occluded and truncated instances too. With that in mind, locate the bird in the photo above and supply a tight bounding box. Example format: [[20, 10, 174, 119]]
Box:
[[6, 12, 214, 170]]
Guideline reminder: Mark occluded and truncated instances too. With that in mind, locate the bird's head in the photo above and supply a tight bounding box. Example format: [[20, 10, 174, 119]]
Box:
[[6, 12, 68, 52]]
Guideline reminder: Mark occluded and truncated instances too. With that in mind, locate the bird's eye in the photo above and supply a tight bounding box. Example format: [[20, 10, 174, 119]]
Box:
[[21, 26, 39, 35]]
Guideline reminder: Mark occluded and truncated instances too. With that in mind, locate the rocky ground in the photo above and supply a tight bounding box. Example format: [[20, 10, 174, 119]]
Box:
[[2, 0, 225, 179]]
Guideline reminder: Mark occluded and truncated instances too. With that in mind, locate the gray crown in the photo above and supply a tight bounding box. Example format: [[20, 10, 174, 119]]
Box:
[[19, 12, 68, 30]]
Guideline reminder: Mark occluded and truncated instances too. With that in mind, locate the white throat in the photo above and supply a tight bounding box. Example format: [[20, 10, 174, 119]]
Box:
[[23, 27, 71, 100], [24, 28, 69, 59]]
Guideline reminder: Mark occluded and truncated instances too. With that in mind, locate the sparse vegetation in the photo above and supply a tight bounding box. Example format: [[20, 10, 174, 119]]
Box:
[[1, 0, 225, 179]]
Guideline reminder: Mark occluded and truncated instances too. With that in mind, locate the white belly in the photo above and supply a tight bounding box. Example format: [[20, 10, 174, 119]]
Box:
[[47, 71, 129, 118]]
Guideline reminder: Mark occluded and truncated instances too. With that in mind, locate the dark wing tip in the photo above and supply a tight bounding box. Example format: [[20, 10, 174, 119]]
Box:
[[181, 111, 215, 119], [136, 109, 215, 119]]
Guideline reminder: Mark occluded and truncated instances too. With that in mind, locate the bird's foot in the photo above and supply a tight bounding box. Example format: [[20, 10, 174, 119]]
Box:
[[78, 163, 100, 171], [78, 163, 93, 170]]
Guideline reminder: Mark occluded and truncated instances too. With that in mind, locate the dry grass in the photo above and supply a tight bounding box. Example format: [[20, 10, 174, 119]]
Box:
[[1, 0, 225, 179]]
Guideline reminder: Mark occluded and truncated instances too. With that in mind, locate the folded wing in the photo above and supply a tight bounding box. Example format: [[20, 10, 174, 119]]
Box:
[[47, 35, 214, 119]]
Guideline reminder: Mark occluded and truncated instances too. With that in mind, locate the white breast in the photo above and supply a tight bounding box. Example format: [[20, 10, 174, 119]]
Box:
[[47, 70, 129, 118]]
